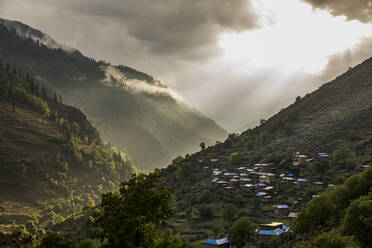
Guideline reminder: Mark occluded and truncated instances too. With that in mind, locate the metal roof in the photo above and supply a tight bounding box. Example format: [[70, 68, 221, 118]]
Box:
[[205, 238, 229, 246]]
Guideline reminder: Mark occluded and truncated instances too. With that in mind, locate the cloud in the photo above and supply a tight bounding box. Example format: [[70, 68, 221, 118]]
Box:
[[303, 0, 372, 23], [315, 37, 372, 84], [101, 65, 184, 101], [12, 0, 259, 61]]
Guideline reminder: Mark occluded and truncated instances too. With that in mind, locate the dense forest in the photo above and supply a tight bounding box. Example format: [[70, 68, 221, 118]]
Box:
[[0, 64, 136, 246]]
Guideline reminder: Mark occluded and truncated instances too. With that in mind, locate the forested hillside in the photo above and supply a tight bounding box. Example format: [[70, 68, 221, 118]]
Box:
[[159, 57, 372, 246], [0, 65, 135, 234], [0, 19, 227, 170]]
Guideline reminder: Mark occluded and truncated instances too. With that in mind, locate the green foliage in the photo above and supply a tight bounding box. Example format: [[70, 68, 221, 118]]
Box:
[[153, 231, 187, 248], [228, 217, 255, 247], [229, 152, 242, 165], [343, 194, 372, 248], [293, 241, 312, 248], [332, 145, 356, 168], [293, 194, 336, 234], [39, 232, 79, 248], [314, 158, 330, 174], [198, 204, 214, 218], [95, 173, 174, 248], [222, 203, 238, 222], [331, 110, 343, 122], [293, 167, 372, 236], [313, 232, 347, 248], [0, 227, 36, 248], [198, 189, 214, 203]]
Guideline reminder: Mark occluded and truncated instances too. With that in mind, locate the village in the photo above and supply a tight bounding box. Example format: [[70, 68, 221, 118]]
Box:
[[191, 151, 367, 247]]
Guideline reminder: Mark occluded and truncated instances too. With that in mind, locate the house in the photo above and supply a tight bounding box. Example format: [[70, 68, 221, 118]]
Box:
[[313, 182, 325, 191], [264, 186, 274, 191], [292, 153, 308, 166], [230, 179, 239, 183], [258, 222, 288, 244], [357, 165, 370, 173], [288, 212, 298, 218], [204, 238, 229, 248], [259, 222, 285, 230], [256, 192, 267, 197], [259, 176, 267, 184], [243, 183, 254, 189], [274, 205, 290, 216], [317, 153, 329, 158], [260, 173, 275, 184], [241, 178, 252, 183], [297, 178, 309, 188], [258, 163, 270, 172]]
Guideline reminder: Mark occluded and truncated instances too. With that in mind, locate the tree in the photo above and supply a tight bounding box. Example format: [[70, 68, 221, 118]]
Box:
[[228, 217, 255, 247], [343, 194, 372, 248], [198, 204, 214, 218], [95, 173, 174, 248], [222, 203, 238, 222], [314, 158, 330, 174], [39, 232, 79, 248], [313, 232, 347, 248], [230, 152, 242, 165], [296, 96, 302, 102], [198, 189, 214, 203], [332, 145, 355, 168], [199, 142, 206, 150]]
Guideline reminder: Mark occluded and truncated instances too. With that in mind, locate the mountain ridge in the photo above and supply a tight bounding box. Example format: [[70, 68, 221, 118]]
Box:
[[0, 18, 227, 170]]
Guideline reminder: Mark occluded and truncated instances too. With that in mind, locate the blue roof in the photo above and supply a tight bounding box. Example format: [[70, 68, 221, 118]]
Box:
[[203, 166, 209, 169], [258, 230, 275, 236], [230, 179, 239, 182], [273, 228, 285, 235], [277, 205, 289, 209], [282, 224, 288, 231], [258, 229, 284, 236], [249, 171, 257, 174], [287, 173, 294, 177], [257, 183, 266, 187], [256, 192, 267, 197], [205, 238, 229, 246], [198, 160, 204, 163], [297, 178, 308, 182], [230, 172, 238, 176], [242, 178, 252, 182], [317, 153, 329, 157]]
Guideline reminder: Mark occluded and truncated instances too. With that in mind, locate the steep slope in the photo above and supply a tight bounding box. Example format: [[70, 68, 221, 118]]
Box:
[[0, 66, 135, 231], [159, 57, 372, 243], [0, 19, 227, 170]]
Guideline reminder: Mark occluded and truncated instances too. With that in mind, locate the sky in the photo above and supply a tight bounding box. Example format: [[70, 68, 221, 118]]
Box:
[[1, 0, 372, 132]]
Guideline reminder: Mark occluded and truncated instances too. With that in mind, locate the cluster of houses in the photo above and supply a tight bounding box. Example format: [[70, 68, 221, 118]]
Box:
[[199, 152, 336, 247]]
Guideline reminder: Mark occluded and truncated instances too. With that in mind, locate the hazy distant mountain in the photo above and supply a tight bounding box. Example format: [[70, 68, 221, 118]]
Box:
[[0, 18, 227, 170]]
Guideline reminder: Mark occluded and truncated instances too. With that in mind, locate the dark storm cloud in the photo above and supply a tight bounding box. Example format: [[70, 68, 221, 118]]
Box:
[[29, 0, 259, 59], [303, 0, 372, 23]]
